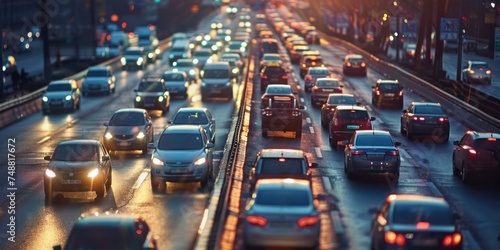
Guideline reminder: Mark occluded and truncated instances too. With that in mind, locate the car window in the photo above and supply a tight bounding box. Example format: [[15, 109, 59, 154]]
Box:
[[379, 84, 400, 90], [47, 84, 72, 92], [337, 110, 369, 119], [173, 112, 208, 124], [109, 112, 145, 126], [329, 96, 356, 105], [392, 203, 454, 225], [413, 105, 444, 115], [138, 81, 164, 92], [175, 61, 192, 67], [87, 69, 108, 77], [158, 133, 203, 150], [255, 189, 311, 206], [355, 135, 394, 146], [53, 144, 98, 161], [317, 80, 339, 87], [269, 96, 294, 108], [164, 73, 185, 81], [194, 50, 211, 57], [262, 42, 278, 51], [267, 86, 291, 94], [471, 63, 488, 69], [264, 55, 280, 61], [472, 138, 500, 151], [308, 69, 328, 75], [259, 158, 304, 174], [264, 67, 285, 74], [125, 50, 142, 56], [203, 69, 229, 79], [306, 58, 322, 63]]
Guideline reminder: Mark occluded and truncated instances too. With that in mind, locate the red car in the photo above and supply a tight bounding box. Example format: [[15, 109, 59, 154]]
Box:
[[328, 105, 375, 148]]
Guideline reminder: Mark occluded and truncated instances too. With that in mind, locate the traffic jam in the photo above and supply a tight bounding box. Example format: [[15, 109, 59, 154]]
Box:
[[1, 1, 500, 250]]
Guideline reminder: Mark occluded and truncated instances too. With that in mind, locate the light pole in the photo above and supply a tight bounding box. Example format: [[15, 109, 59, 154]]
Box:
[[456, 0, 463, 82], [394, 1, 401, 62]]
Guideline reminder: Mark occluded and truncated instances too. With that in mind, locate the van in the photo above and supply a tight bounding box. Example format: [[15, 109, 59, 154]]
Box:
[[168, 40, 191, 64], [200, 62, 233, 100]]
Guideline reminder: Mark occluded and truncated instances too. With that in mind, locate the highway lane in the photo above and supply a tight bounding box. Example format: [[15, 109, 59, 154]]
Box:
[[0, 7, 241, 249]]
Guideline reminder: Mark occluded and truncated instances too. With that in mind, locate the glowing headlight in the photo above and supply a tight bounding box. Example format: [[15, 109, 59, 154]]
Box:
[[20, 37, 24, 42], [241, 42, 247, 47], [189, 69, 195, 75], [121, 57, 126, 65], [194, 157, 206, 165], [137, 57, 144, 65], [2, 66, 6, 71], [225, 81, 231, 86], [87, 168, 99, 178], [25, 44, 30, 49], [217, 23, 223, 29], [172, 61, 178, 66], [137, 132, 145, 139], [204, 35, 211, 40], [158, 96, 164, 102], [239, 22, 244, 28], [245, 22, 251, 27], [211, 23, 217, 29], [193, 58, 199, 64], [152, 157, 164, 165], [45, 169, 56, 178], [105, 132, 113, 139], [225, 36, 231, 42], [240, 47, 245, 52], [189, 43, 195, 49], [172, 68, 178, 72], [65, 95, 72, 101], [148, 53, 153, 58], [216, 41, 222, 47], [135, 96, 142, 102], [28, 32, 33, 38], [42, 96, 49, 102], [211, 45, 218, 51], [155, 48, 161, 54], [207, 58, 213, 63], [232, 68, 239, 74]]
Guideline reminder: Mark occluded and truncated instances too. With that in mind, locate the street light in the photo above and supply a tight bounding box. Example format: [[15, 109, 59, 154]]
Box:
[[394, 1, 401, 62]]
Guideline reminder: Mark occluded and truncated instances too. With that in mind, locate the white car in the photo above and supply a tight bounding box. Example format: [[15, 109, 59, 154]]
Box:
[[81, 66, 116, 95], [42, 80, 81, 114]]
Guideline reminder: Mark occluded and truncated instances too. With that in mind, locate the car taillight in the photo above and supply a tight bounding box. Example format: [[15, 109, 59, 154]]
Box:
[[352, 150, 366, 155], [292, 110, 301, 116], [361, 62, 366, 67], [261, 74, 268, 79], [262, 110, 273, 116], [412, 116, 425, 121], [301, 63, 306, 67], [386, 150, 399, 156], [246, 215, 267, 227], [376, 90, 380, 95], [333, 118, 338, 126], [297, 216, 319, 227], [385, 231, 406, 246], [487, 137, 497, 141], [398, 90, 403, 96], [282, 75, 288, 79], [469, 69, 475, 74], [439, 117, 448, 122], [442, 233, 462, 247], [305, 75, 312, 81], [346, 62, 352, 67]]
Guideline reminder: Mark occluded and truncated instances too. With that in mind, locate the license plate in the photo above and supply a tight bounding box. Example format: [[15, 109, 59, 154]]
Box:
[[118, 142, 131, 146], [346, 125, 360, 129], [270, 78, 279, 82], [61, 179, 81, 184], [412, 239, 438, 247], [211, 90, 221, 94], [367, 154, 384, 158], [171, 168, 190, 173], [51, 102, 62, 105], [385, 93, 395, 97], [144, 103, 154, 107]]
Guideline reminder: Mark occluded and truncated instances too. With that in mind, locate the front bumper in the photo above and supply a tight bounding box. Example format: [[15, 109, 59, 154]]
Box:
[[103, 136, 147, 151], [244, 223, 319, 248], [150, 164, 208, 182]]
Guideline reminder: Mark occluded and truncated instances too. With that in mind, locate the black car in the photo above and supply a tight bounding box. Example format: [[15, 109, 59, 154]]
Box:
[[371, 79, 404, 108], [43, 140, 112, 202], [320, 94, 359, 128], [452, 131, 500, 183], [343, 54, 367, 76], [400, 102, 449, 142], [260, 64, 288, 91], [133, 75, 171, 115], [370, 194, 462, 250]]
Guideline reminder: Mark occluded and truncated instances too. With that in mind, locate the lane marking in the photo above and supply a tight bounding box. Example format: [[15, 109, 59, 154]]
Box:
[[399, 148, 411, 160], [426, 181, 443, 197], [331, 211, 345, 234], [37, 136, 51, 144], [300, 97, 305, 103], [462, 229, 482, 250], [322, 176, 331, 192], [132, 169, 150, 190], [309, 126, 315, 134], [306, 117, 312, 124], [315, 147, 323, 158]]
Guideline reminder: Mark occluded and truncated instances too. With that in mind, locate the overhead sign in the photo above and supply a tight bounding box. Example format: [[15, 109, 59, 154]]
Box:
[[402, 22, 418, 38], [440, 18, 459, 40]]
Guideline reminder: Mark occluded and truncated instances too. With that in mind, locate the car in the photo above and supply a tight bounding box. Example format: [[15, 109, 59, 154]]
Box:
[[81, 66, 116, 96], [200, 62, 233, 100], [168, 107, 216, 143], [121, 47, 146, 71], [149, 125, 214, 191], [452, 131, 500, 183], [284, 36, 305, 51], [343, 54, 367, 76], [261, 84, 294, 103], [226, 41, 248, 55], [103, 108, 154, 155], [371, 79, 404, 108], [321, 94, 359, 128], [289, 45, 310, 64], [259, 38, 279, 58], [162, 71, 190, 99], [169, 40, 191, 64], [305, 31, 321, 44], [462, 61, 492, 84], [260, 63, 288, 91], [329, 105, 375, 147], [311, 78, 343, 106], [343, 130, 401, 180], [299, 55, 324, 78], [300, 50, 321, 61], [43, 140, 112, 202], [171, 59, 199, 83], [369, 194, 462, 250], [261, 94, 304, 138], [41, 80, 81, 114], [259, 53, 282, 71], [192, 48, 214, 69], [304, 67, 330, 92], [52, 214, 157, 250], [400, 102, 449, 142], [244, 178, 320, 249], [220, 54, 243, 79], [248, 148, 318, 189], [133, 75, 171, 115]]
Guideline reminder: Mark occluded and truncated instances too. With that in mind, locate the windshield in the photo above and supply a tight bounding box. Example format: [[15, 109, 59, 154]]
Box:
[[175, 61, 193, 67], [328, 96, 357, 105], [260, 158, 304, 174], [203, 69, 229, 79], [52, 143, 98, 161], [392, 203, 454, 226], [109, 112, 144, 126], [163, 73, 185, 81], [355, 135, 394, 146], [266, 86, 291, 94], [125, 50, 142, 56], [308, 69, 329, 75], [379, 83, 401, 90], [86, 69, 107, 77], [158, 133, 203, 150], [338, 110, 369, 120], [255, 190, 310, 206], [413, 105, 444, 115], [47, 84, 71, 92], [65, 225, 143, 250], [348, 58, 364, 63], [173, 112, 208, 124], [263, 55, 280, 61], [194, 50, 211, 57], [317, 80, 339, 88], [137, 81, 164, 92]]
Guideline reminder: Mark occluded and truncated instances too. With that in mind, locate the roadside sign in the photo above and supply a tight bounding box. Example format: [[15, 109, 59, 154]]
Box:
[[402, 22, 418, 38], [440, 18, 459, 40]]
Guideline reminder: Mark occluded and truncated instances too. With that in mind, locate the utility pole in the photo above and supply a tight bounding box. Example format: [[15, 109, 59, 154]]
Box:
[[41, 0, 52, 81], [0, 3, 4, 97], [456, 0, 463, 81], [396, 13, 401, 62], [90, 0, 97, 59]]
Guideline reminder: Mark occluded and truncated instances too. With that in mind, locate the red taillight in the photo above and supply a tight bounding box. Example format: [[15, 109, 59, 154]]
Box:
[[246, 215, 267, 227], [282, 75, 288, 79], [376, 90, 380, 95], [352, 150, 366, 155], [385, 231, 406, 246], [487, 137, 497, 141], [305, 75, 312, 81], [297, 216, 319, 227], [262, 110, 273, 116], [412, 116, 425, 121], [439, 117, 448, 122], [386, 150, 399, 156], [398, 90, 403, 96], [416, 221, 430, 229], [442, 233, 462, 247], [261, 74, 268, 79], [361, 62, 366, 67]]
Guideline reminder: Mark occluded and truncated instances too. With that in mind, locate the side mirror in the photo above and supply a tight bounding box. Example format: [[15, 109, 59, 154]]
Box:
[[299, 105, 305, 110], [341, 140, 349, 145], [453, 140, 460, 146], [103, 122, 109, 126], [167, 120, 172, 125], [211, 119, 216, 124], [394, 142, 402, 147], [44, 156, 51, 161], [206, 142, 215, 148], [148, 143, 156, 149], [370, 117, 376, 121], [101, 155, 110, 161], [146, 122, 153, 127], [53, 245, 62, 250], [368, 207, 379, 214], [309, 162, 319, 168]]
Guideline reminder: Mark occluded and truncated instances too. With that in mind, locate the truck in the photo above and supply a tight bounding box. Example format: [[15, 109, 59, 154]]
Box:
[[261, 94, 304, 138]]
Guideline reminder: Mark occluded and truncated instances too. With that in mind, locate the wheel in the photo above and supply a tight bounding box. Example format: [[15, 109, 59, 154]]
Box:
[[329, 134, 337, 148], [441, 131, 449, 143], [399, 123, 404, 134], [200, 172, 209, 187], [106, 169, 112, 189], [95, 179, 106, 200], [151, 177, 164, 193], [346, 162, 354, 179], [461, 163, 471, 184], [321, 118, 326, 128], [372, 97, 376, 106], [406, 124, 413, 139], [452, 158, 460, 176], [76, 100, 80, 109], [310, 97, 315, 105], [142, 144, 148, 155]]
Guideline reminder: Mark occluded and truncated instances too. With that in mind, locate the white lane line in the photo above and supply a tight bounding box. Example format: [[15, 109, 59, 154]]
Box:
[[331, 211, 345, 234], [37, 136, 51, 144], [462, 229, 482, 250], [132, 169, 150, 190], [315, 147, 323, 158], [426, 181, 443, 197], [306, 117, 312, 124], [322, 176, 331, 192], [300, 97, 305, 103], [309, 126, 315, 134], [399, 148, 411, 160]]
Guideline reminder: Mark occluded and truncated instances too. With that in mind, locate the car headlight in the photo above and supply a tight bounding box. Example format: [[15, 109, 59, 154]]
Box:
[[87, 168, 99, 178], [189, 69, 195, 75], [42, 96, 49, 102], [169, 54, 174, 58], [148, 53, 154, 58], [211, 23, 217, 29], [25, 43, 30, 49], [135, 96, 141, 102], [155, 48, 160, 54], [202, 40, 208, 46], [121, 57, 126, 65], [201, 82, 206, 87], [105, 132, 113, 139], [158, 96, 164, 102], [225, 36, 231, 42], [232, 68, 239, 74], [65, 95, 72, 101], [152, 157, 164, 165], [137, 132, 145, 139], [189, 43, 195, 49], [172, 68, 178, 72], [45, 169, 56, 178], [193, 58, 199, 64], [137, 57, 144, 64], [211, 45, 218, 51], [194, 157, 206, 165], [207, 58, 213, 63]]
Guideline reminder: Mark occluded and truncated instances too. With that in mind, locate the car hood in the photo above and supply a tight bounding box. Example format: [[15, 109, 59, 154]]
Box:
[[84, 77, 108, 83], [106, 126, 143, 135], [49, 161, 98, 172], [154, 149, 204, 162], [44, 91, 72, 98]]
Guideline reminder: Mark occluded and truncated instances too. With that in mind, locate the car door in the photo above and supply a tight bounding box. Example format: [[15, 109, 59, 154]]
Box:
[[453, 133, 470, 167], [99, 144, 110, 177]]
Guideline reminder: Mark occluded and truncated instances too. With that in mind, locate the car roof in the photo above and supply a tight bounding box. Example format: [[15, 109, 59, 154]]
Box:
[[114, 108, 146, 114], [177, 107, 208, 113], [58, 139, 100, 145], [354, 130, 391, 136], [466, 131, 500, 139], [377, 79, 399, 84], [75, 214, 143, 228], [386, 194, 449, 208], [259, 148, 305, 158], [411, 102, 441, 107], [87, 66, 109, 71], [255, 178, 311, 190], [335, 105, 367, 111], [49, 80, 74, 85], [346, 54, 363, 59], [163, 125, 202, 134], [176, 58, 193, 63]]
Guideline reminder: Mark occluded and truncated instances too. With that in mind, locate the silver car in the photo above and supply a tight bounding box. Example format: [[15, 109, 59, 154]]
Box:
[[171, 59, 199, 83], [81, 66, 116, 95], [149, 125, 214, 192], [462, 61, 492, 84], [244, 178, 320, 248], [41, 80, 81, 114], [304, 67, 330, 92], [168, 107, 216, 143]]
